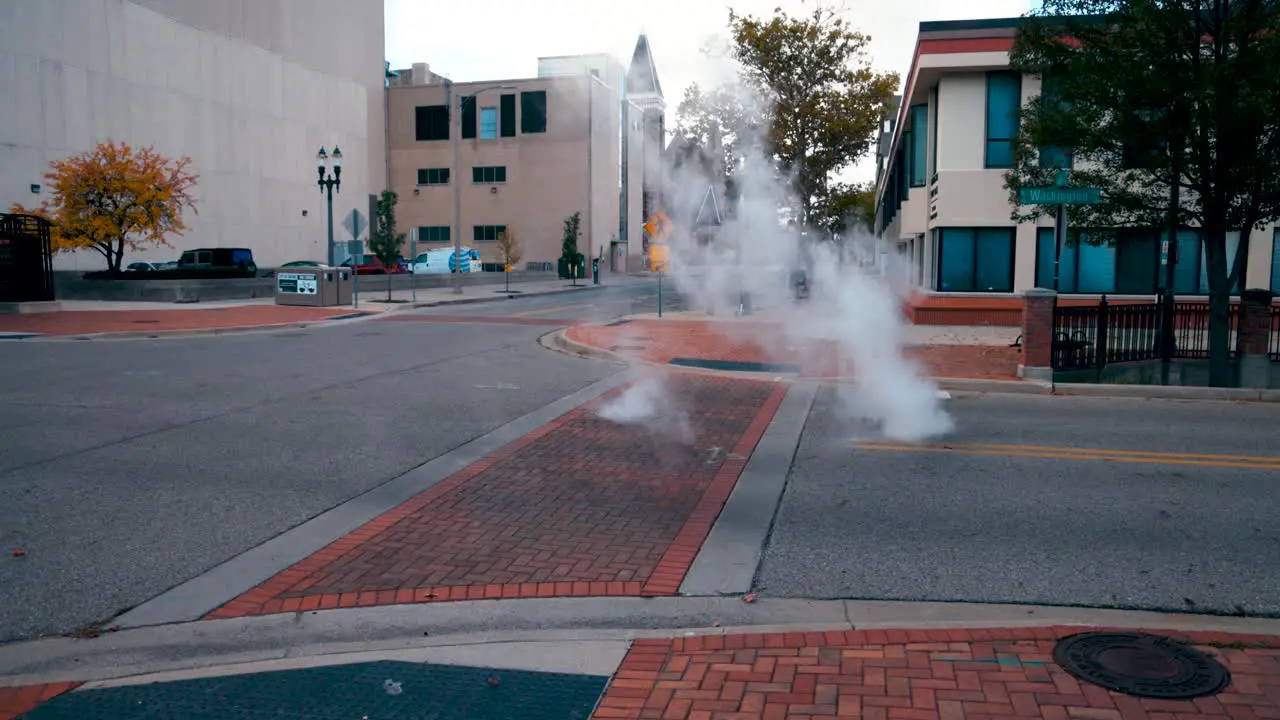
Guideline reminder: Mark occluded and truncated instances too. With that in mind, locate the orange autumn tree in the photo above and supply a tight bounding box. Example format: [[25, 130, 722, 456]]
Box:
[[10, 141, 198, 273]]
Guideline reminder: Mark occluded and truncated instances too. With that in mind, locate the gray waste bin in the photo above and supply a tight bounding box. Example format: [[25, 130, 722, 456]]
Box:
[[275, 268, 351, 307]]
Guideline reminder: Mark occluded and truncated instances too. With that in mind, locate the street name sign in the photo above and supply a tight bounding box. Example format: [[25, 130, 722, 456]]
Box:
[[1018, 186, 1102, 205]]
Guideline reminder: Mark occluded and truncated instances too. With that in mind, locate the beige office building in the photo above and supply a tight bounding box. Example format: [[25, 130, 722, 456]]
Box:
[[875, 17, 1280, 299], [387, 36, 665, 271], [0, 0, 387, 269]]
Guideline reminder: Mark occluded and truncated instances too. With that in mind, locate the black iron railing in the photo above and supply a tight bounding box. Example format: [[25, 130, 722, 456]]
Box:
[[1271, 307, 1280, 361], [1050, 296, 1275, 373], [0, 212, 55, 303]]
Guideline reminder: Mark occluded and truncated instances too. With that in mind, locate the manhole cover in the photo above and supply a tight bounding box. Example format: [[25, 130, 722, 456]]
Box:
[[131, 319, 160, 324], [604, 319, 632, 327], [610, 344, 646, 351], [1052, 632, 1231, 699]]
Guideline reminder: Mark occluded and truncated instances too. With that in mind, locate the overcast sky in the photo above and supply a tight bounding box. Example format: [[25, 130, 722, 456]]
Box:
[[384, 0, 1036, 182]]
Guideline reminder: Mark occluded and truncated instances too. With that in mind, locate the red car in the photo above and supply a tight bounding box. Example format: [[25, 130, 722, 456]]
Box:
[[341, 254, 407, 275]]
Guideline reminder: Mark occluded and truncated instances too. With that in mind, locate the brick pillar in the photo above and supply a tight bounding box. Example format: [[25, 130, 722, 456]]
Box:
[[1238, 288, 1275, 389], [1019, 288, 1058, 382]]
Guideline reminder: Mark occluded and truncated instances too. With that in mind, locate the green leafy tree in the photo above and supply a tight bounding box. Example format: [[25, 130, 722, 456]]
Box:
[[1004, 0, 1280, 386], [369, 190, 405, 300], [727, 6, 899, 232], [675, 82, 757, 195], [560, 211, 584, 280]]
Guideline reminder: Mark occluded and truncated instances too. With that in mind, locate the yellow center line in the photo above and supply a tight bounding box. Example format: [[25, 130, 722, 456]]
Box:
[[509, 304, 584, 317], [911, 442, 1280, 464], [850, 443, 1280, 470]]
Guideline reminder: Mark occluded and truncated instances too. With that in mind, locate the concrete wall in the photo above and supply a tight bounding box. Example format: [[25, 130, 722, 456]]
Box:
[[0, 0, 386, 270], [388, 75, 622, 266]]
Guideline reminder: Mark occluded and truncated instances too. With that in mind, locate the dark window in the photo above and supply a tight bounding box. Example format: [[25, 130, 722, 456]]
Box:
[[929, 90, 939, 176], [480, 107, 498, 139], [936, 227, 1015, 292], [500, 94, 516, 137], [415, 105, 449, 141], [461, 98, 477, 139], [1121, 108, 1164, 169], [520, 90, 547, 133], [1037, 75, 1073, 169], [473, 224, 507, 242], [984, 72, 1021, 169], [416, 168, 450, 185], [472, 166, 506, 183], [1036, 227, 1243, 295], [909, 104, 928, 187], [1272, 229, 1280, 292], [418, 226, 450, 242]]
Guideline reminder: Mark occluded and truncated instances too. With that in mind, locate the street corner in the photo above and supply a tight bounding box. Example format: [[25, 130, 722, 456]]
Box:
[[201, 373, 789, 620], [562, 319, 1024, 382], [0, 682, 80, 720], [594, 626, 1280, 720], [0, 305, 375, 339]]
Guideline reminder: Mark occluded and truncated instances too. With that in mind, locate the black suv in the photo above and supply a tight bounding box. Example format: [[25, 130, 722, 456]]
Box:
[[177, 248, 257, 278]]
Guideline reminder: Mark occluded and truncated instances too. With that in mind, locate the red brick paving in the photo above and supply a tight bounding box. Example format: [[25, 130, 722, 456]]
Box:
[[566, 320, 1021, 380], [595, 627, 1280, 720], [0, 682, 80, 719], [206, 375, 786, 618], [0, 305, 369, 336]]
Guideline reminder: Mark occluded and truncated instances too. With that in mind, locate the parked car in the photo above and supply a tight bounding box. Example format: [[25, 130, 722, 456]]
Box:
[[177, 248, 257, 277], [125, 261, 163, 272], [341, 254, 405, 275], [280, 260, 325, 268], [410, 248, 481, 274]]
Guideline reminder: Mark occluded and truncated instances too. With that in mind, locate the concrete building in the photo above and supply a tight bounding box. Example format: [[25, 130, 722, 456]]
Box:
[[387, 36, 665, 272], [0, 0, 387, 270], [874, 17, 1280, 301]]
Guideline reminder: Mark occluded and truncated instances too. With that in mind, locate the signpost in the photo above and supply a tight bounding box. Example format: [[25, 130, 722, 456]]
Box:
[[347, 240, 362, 309], [1017, 170, 1102, 291], [408, 227, 417, 305]]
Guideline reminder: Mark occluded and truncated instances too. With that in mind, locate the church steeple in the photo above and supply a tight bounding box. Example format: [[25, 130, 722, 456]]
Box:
[[625, 34, 664, 108]]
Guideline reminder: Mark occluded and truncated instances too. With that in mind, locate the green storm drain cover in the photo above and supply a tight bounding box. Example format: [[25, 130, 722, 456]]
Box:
[[22, 660, 607, 720]]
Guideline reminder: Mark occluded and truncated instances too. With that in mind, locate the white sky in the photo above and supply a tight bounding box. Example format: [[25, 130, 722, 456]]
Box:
[[384, 0, 1035, 183]]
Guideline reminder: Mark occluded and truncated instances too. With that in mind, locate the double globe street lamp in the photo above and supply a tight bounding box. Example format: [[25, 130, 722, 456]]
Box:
[[317, 146, 342, 266]]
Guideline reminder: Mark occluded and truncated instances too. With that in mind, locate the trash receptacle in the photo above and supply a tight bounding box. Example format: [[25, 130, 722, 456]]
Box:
[[276, 267, 350, 307], [592, 258, 600, 285]]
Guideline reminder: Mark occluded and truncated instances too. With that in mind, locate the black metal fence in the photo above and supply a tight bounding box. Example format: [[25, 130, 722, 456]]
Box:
[[0, 213, 55, 303], [1051, 296, 1277, 371]]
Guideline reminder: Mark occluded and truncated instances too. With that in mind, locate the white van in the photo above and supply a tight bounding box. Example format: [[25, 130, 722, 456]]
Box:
[[410, 248, 481, 274]]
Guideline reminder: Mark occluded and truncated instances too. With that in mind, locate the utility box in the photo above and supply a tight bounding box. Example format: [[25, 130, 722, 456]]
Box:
[[275, 267, 352, 307]]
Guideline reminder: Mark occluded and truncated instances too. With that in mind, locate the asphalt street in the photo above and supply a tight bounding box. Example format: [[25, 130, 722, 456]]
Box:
[[0, 283, 663, 642], [756, 387, 1280, 616]]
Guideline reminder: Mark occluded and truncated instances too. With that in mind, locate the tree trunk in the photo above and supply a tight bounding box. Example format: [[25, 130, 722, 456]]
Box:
[[1202, 226, 1232, 387], [505, 269, 510, 293], [387, 273, 393, 302], [110, 240, 124, 273]]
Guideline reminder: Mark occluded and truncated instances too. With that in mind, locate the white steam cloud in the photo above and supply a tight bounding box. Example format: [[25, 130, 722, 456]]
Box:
[[597, 48, 952, 444]]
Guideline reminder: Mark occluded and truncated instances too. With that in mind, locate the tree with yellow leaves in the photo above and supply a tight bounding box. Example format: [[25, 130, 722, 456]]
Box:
[[10, 141, 198, 273]]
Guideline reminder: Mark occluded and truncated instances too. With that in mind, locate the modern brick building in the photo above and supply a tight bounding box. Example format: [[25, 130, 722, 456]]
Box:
[[386, 36, 666, 271], [0, 0, 387, 269], [874, 17, 1280, 301]]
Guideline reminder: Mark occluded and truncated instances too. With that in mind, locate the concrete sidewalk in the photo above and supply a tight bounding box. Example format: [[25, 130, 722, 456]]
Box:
[[2, 598, 1278, 718], [0, 278, 605, 338]]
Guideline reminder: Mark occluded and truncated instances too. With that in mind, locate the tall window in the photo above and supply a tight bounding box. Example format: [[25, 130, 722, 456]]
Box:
[[415, 105, 448, 141], [473, 224, 507, 242], [929, 89, 940, 176], [472, 166, 506, 183], [480, 107, 498, 139], [416, 168, 449, 186], [1037, 75, 1072, 168], [500, 94, 517, 137], [1035, 228, 1243, 294], [909, 104, 928, 187], [520, 91, 547, 133], [418, 226, 450, 242], [1272, 228, 1280, 292], [936, 228, 1015, 292], [461, 99, 476, 140], [984, 72, 1021, 169]]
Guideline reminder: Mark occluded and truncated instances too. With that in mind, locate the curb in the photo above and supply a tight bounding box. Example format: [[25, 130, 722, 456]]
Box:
[[408, 282, 605, 309], [4, 597, 1280, 688], [1053, 381, 1280, 403], [0, 313, 380, 342]]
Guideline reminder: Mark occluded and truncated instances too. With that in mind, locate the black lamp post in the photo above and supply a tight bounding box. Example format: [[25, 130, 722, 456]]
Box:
[[317, 146, 343, 266]]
